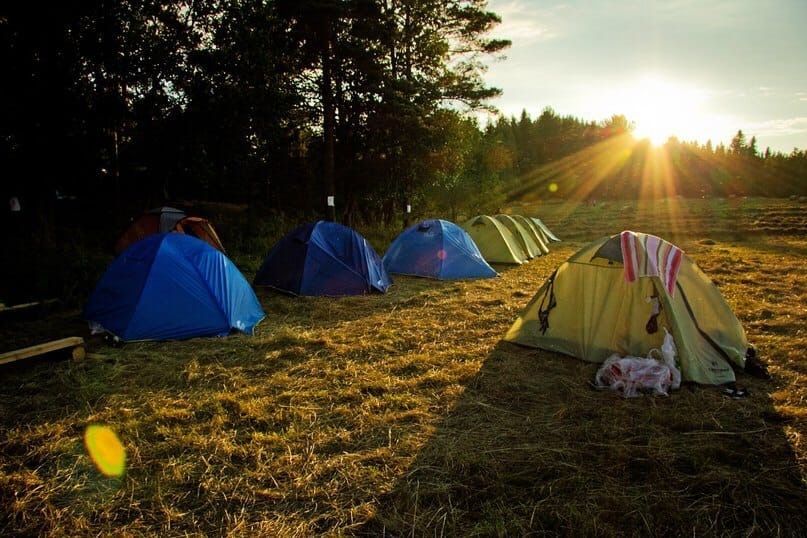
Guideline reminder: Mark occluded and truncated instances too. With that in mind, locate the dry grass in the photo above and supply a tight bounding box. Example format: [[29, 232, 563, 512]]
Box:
[[1, 198, 806, 536]]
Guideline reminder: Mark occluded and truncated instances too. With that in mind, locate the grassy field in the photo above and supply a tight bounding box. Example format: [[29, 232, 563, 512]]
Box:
[[1, 198, 806, 536]]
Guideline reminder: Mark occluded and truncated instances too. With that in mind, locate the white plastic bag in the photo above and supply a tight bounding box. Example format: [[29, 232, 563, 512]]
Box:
[[594, 329, 682, 398], [659, 328, 681, 390]]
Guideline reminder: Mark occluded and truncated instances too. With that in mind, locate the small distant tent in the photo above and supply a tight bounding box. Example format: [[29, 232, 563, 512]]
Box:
[[254, 221, 391, 296], [461, 215, 527, 264], [504, 233, 750, 384], [383, 219, 497, 280], [174, 217, 225, 251], [115, 207, 225, 254], [512, 215, 550, 255], [531, 217, 561, 242], [85, 234, 264, 342], [495, 214, 542, 258]]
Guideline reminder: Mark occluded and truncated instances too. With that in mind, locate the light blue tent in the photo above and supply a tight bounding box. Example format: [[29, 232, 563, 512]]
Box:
[[254, 221, 391, 296], [84, 234, 264, 341], [383, 219, 497, 280]]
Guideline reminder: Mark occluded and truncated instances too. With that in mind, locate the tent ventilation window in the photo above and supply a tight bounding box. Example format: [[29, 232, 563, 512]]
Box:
[[646, 293, 661, 334], [538, 270, 558, 335]]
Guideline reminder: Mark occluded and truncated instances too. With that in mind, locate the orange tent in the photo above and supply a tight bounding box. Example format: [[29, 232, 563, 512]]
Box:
[[115, 207, 225, 254]]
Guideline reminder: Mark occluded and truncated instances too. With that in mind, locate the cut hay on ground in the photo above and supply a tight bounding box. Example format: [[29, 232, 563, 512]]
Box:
[[1, 199, 806, 535]]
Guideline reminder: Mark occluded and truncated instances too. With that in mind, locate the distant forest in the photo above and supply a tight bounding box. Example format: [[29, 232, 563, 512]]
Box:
[[2, 2, 806, 229]]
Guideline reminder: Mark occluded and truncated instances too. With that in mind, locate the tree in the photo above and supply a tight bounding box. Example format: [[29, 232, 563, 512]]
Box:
[[747, 135, 758, 158], [374, 0, 510, 225], [730, 129, 747, 155]]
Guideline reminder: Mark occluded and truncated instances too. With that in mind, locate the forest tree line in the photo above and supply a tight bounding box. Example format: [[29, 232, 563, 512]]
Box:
[[484, 111, 807, 203], [2, 1, 806, 232], [1, 0, 509, 226]]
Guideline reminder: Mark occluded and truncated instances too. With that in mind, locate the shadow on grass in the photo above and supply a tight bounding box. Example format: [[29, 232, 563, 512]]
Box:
[[360, 341, 807, 536], [0, 284, 444, 427], [254, 275, 480, 330]]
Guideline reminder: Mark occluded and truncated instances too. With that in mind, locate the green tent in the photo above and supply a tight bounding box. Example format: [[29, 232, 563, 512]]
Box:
[[531, 217, 561, 242], [462, 215, 527, 264], [525, 218, 553, 245], [504, 233, 749, 385], [495, 214, 543, 258], [512, 215, 550, 254]]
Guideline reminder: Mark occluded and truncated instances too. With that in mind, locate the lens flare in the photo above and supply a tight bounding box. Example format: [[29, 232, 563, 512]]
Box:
[[84, 425, 126, 477], [437, 249, 447, 260], [548, 183, 559, 193]]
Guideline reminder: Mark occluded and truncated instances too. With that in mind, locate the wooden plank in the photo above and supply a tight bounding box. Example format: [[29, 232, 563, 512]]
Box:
[[0, 299, 60, 320], [0, 301, 41, 313], [0, 299, 59, 314], [0, 337, 85, 366]]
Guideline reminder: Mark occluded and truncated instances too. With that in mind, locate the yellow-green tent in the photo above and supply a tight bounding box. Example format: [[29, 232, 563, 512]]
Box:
[[504, 234, 749, 385], [531, 217, 561, 242], [525, 218, 553, 245], [512, 215, 550, 254], [462, 215, 527, 264], [495, 214, 543, 258]]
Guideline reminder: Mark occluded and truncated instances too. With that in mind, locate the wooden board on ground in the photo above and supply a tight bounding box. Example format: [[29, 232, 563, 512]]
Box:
[[0, 337, 85, 366], [0, 299, 60, 321]]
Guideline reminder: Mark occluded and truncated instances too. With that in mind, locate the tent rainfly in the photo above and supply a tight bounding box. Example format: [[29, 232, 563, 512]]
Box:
[[116, 206, 226, 254], [512, 215, 550, 255], [254, 221, 391, 296], [531, 217, 561, 242], [461, 215, 528, 264], [505, 232, 751, 385], [85, 233, 264, 341], [383, 219, 497, 280], [495, 214, 543, 259]]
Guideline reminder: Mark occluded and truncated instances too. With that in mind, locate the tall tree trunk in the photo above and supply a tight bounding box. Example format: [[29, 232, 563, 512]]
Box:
[[402, 2, 413, 228], [322, 25, 336, 221], [334, 41, 346, 222], [101, 0, 123, 212]]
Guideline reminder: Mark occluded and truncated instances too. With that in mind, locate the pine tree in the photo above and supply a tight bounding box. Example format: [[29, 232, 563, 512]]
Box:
[[730, 130, 746, 155], [748, 135, 758, 158]]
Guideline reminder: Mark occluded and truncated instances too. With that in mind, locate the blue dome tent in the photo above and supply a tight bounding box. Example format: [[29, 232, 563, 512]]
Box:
[[383, 219, 497, 280], [254, 221, 391, 296], [85, 234, 265, 341]]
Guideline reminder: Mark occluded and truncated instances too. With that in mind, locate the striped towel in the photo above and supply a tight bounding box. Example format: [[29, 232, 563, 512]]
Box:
[[620, 231, 683, 295]]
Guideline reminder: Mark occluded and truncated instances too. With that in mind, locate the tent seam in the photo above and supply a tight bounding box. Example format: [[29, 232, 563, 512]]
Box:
[[308, 237, 370, 292], [169, 238, 231, 332], [118, 236, 166, 340]]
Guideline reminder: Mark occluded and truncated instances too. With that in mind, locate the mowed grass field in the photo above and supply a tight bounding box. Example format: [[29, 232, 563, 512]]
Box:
[[1, 198, 806, 536]]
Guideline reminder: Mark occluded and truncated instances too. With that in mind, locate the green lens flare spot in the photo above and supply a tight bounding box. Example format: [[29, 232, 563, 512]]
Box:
[[548, 182, 559, 193], [84, 425, 126, 477]]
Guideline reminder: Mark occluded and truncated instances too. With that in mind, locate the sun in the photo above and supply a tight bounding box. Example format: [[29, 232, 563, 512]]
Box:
[[598, 75, 713, 146], [625, 76, 706, 145]]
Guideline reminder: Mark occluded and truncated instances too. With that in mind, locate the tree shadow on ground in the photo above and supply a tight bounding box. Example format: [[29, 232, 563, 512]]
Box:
[[360, 341, 807, 536], [0, 279, 454, 430]]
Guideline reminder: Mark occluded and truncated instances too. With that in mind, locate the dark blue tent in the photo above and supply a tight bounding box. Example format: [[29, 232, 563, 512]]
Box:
[[85, 234, 265, 341], [383, 219, 497, 280], [254, 221, 391, 296]]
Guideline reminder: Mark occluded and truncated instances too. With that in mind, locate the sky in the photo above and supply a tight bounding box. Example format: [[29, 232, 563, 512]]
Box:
[[483, 0, 807, 152]]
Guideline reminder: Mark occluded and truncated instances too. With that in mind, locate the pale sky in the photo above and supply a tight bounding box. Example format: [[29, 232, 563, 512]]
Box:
[[484, 0, 807, 152]]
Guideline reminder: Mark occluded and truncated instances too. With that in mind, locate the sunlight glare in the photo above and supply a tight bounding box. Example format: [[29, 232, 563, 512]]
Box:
[[592, 75, 730, 145], [84, 424, 126, 477], [628, 76, 704, 144]]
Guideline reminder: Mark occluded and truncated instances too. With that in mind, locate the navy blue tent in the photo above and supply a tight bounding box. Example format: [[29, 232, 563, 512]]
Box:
[[383, 219, 497, 280], [254, 221, 391, 296], [85, 234, 265, 341]]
